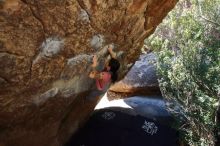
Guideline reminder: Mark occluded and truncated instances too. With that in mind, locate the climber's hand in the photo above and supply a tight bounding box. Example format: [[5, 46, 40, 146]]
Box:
[[107, 45, 113, 53], [89, 71, 96, 78], [108, 45, 116, 59], [91, 55, 98, 68]]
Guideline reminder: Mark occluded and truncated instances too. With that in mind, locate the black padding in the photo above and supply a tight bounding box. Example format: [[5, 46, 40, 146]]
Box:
[[65, 109, 179, 146]]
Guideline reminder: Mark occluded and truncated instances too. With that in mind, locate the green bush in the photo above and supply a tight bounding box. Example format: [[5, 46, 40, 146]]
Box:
[[145, 0, 220, 145]]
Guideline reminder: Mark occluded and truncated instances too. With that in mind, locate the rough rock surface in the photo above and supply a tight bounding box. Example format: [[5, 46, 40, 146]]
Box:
[[110, 53, 161, 95], [0, 0, 177, 146]]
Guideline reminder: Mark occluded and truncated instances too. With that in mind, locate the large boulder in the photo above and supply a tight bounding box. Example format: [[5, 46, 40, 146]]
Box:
[[0, 0, 177, 146], [110, 53, 161, 95]]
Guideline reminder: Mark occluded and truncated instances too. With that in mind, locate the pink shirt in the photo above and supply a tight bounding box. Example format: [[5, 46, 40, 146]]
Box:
[[96, 72, 111, 90]]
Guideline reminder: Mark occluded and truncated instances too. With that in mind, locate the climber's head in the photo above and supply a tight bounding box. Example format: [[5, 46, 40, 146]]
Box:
[[108, 58, 120, 72], [107, 58, 120, 83]]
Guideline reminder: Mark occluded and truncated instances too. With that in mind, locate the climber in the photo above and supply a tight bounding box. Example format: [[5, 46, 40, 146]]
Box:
[[89, 45, 120, 91]]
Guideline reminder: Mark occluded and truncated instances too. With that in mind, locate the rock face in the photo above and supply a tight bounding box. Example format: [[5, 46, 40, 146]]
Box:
[[110, 53, 161, 95], [0, 0, 177, 146]]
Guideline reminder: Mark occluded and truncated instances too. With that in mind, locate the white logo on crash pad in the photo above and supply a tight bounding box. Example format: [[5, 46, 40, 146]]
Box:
[[102, 111, 116, 120], [142, 120, 158, 135]]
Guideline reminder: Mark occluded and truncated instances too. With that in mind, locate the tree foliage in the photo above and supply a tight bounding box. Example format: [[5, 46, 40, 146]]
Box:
[[145, 0, 220, 145]]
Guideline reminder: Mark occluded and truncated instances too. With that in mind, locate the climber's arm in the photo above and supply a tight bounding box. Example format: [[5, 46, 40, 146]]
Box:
[[91, 55, 98, 68], [107, 45, 117, 59], [89, 71, 102, 79]]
